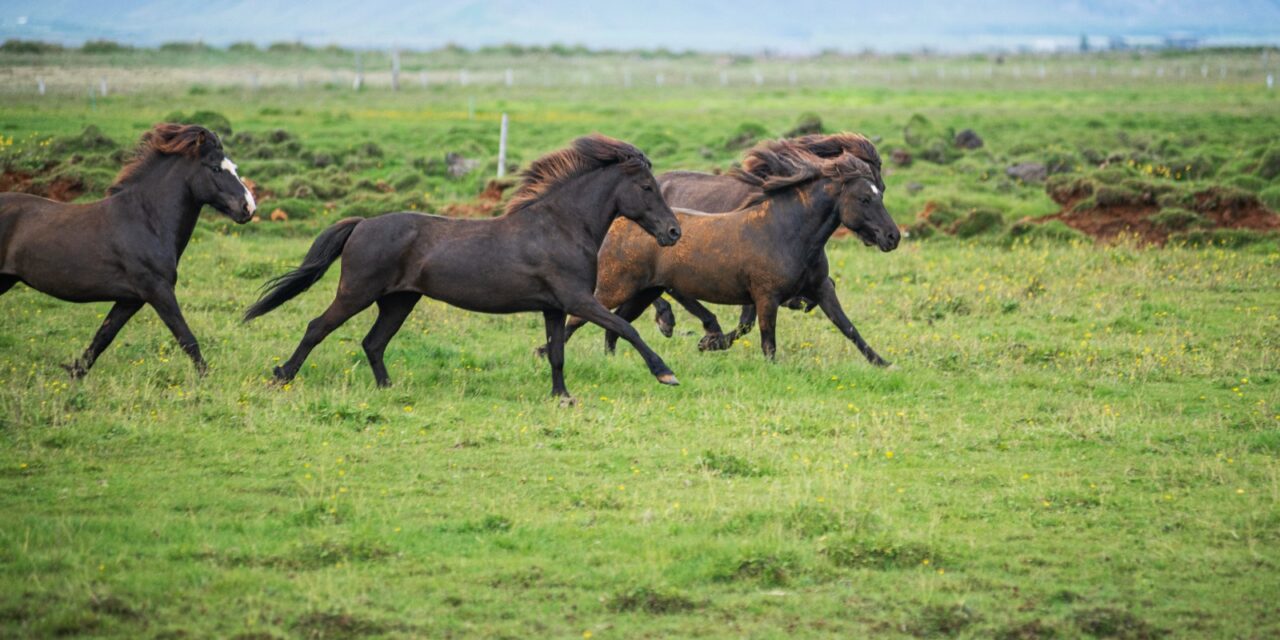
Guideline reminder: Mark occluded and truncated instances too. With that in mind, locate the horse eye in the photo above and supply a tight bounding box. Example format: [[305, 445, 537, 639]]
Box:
[[642, 184, 653, 192]]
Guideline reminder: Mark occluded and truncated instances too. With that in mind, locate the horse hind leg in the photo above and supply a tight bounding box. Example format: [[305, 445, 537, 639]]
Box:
[[362, 292, 420, 388], [274, 288, 378, 383], [604, 288, 665, 354], [63, 300, 143, 379]]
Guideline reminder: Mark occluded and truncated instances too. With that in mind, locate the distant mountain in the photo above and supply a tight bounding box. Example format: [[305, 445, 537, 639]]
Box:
[[2, 0, 1278, 53]]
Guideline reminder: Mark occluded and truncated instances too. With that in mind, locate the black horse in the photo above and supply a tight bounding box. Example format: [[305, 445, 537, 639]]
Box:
[[0, 124, 256, 377], [245, 134, 682, 404], [650, 133, 886, 349], [549, 139, 898, 365]]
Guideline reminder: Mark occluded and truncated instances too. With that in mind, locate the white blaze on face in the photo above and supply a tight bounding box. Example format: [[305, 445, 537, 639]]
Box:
[[220, 156, 257, 213], [870, 185, 880, 196]]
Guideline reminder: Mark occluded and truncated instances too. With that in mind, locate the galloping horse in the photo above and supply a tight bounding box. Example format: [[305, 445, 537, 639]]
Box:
[[0, 124, 256, 377], [245, 134, 682, 404], [650, 133, 885, 349], [548, 139, 898, 366]]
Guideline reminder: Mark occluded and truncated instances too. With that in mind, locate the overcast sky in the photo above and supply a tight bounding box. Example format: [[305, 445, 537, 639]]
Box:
[[3, 0, 1279, 53]]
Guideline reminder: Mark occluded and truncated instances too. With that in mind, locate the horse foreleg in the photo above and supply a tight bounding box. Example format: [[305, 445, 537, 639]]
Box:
[[542, 309, 574, 405], [663, 290, 731, 351], [362, 292, 420, 388], [754, 296, 781, 361], [63, 300, 143, 379], [807, 278, 889, 367], [147, 287, 208, 376], [566, 297, 678, 386], [724, 304, 757, 344], [653, 295, 676, 338]]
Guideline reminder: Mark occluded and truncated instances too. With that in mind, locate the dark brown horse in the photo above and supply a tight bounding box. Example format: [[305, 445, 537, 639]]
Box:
[[651, 133, 885, 349], [0, 124, 256, 377], [244, 134, 682, 404], [549, 139, 898, 365]]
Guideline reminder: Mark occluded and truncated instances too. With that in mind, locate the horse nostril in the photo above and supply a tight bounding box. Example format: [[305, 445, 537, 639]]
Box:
[[668, 226, 681, 239]]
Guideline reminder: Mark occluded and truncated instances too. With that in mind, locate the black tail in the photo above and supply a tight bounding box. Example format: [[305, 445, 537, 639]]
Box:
[[243, 218, 361, 322]]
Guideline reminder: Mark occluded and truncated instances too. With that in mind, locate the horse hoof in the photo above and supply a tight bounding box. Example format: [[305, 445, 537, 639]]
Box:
[[558, 395, 578, 408], [656, 373, 680, 386], [871, 357, 892, 368], [532, 345, 548, 359], [656, 317, 675, 338], [271, 366, 294, 385], [61, 363, 87, 380], [698, 333, 732, 352]]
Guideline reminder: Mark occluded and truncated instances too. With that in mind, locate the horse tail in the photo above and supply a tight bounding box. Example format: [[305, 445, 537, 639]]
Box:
[[243, 217, 362, 322]]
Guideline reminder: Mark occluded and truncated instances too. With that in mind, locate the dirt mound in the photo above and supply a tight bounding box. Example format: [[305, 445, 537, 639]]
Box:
[[1, 169, 87, 202], [1040, 184, 1280, 245], [439, 179, 514, 218]]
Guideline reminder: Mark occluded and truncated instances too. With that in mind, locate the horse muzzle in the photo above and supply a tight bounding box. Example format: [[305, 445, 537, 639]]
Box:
[[656, 225, 681, 247]]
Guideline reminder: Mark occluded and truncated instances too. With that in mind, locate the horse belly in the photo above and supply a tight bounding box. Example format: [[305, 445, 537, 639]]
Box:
[[7, 230, 137, 302], [414, 255, 553, 314]]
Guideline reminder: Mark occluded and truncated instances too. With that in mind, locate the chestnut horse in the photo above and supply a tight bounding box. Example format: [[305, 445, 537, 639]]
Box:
[[0, 124, 255, 377], [651, 133, 885, 349], [547, 139, 898, 365], [245, 134, 682, 404]]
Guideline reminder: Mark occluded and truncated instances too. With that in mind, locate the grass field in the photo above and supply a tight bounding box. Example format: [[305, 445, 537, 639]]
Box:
[[2, 49, 1279, 638]]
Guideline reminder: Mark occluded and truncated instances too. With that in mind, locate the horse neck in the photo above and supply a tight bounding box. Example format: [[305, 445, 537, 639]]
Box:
[[762, 179, 841, 261], [529, 166, 625, 249], [114, 157, 203, 257]]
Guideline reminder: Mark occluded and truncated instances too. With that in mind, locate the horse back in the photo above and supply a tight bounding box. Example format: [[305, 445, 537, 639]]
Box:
[[657, 171, 757, 213]]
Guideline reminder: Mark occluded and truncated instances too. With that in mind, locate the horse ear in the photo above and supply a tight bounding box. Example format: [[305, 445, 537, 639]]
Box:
[[197, 131, 206, 145]]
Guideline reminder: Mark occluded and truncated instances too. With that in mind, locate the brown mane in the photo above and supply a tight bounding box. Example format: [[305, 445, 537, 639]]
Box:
[[820, 153, 876, 182], [731, 139, 823, 192], [505, 133, 652, 215], [793, 133, 882, 169], [732, 138, 876, 199], [108, 123, 214, 195]]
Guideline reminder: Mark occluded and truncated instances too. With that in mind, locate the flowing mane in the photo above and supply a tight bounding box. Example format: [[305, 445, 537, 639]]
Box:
[[820, 152, 876, 182], [108, 123, 214, 195], [731, 139, 824, 192], [505, 133, 652, 215], [794, 132, 882, 170], [731, 138, 877, 201]]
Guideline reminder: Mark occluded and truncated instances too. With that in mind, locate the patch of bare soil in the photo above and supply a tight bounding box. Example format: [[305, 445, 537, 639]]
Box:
[[439, 179, 514, 218], [1040, 186, 1279, 245], [2, 168, 86, 202]]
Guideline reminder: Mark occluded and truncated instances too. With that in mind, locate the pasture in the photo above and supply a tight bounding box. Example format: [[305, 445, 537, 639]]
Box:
[[1, 48, 1279, 638]]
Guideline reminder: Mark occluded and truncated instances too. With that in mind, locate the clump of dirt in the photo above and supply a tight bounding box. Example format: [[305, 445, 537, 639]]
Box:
[[439, 179, 514, 218], [1038, 182, 1280, 245], [1, 168, 87, 202], [904, 201, 1005, 240]]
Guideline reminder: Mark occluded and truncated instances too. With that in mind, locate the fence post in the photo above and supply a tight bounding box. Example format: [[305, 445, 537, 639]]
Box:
[[497, 113, 509, 178], [353, 51, 364, 90], [1268, 74, 1275, 90], [391, 49, 401, 91], [99, 76, 108, 97], [37, 76, 45, 95]]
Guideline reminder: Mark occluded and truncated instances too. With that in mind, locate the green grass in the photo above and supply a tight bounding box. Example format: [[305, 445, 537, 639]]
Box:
[[1, 51, 1279, 638]]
